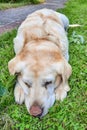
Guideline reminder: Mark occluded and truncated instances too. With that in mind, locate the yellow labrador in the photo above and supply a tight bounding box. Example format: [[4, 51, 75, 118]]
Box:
[[8, 9, 72, 117]]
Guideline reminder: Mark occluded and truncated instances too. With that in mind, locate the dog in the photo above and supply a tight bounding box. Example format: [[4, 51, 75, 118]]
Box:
[[8, 9, 72, 117]]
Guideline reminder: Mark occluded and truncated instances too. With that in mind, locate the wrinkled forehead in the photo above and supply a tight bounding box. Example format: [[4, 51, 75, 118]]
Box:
[[19, 42, 63, 79], [21, 57, 59, 84], [22, 60, 56, 78]]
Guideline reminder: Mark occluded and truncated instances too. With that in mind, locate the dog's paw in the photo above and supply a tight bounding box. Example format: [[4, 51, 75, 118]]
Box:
[[55, 87, 67, 101], [14, 83, 25, 104]]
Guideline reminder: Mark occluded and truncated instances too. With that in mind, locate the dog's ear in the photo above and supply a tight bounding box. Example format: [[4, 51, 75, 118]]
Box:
[[62, 59, 72, 82], [8, 56, 25, 75], [53, 59, 72, 89]]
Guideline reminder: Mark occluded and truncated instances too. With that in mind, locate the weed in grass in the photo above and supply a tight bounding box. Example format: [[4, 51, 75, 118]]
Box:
[[69, 31, 85, 44]]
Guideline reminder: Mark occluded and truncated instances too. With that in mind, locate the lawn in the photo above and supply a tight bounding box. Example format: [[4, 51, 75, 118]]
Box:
[[0, 0, 87, 129], [0, 3, 30, 10], [0, 0, 45, 10]]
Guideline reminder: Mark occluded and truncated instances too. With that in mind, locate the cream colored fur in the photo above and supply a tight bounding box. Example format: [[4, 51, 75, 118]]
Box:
[[8, 9, 72, 117]]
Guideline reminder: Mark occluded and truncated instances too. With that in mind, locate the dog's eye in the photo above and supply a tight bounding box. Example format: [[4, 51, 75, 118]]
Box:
[[15, 72, 21, 76], [24, 82, 31, 88], [44, 81, 52, 88]]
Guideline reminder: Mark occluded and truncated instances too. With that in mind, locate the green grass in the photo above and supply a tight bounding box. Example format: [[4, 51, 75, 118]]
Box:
[[0, 0, 45, 10], [0, 0, 87, 129], [0, 3, 31, 10]]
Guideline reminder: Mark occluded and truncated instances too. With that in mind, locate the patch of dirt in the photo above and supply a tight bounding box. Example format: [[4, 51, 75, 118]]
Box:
[[0, 0, 67, 35]]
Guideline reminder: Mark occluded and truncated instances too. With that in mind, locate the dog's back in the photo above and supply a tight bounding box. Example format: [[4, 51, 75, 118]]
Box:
[[14, 9, 69, 60]]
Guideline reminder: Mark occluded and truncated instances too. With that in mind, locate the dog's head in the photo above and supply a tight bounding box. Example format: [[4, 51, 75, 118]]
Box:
[[8, 40, 72, 117]]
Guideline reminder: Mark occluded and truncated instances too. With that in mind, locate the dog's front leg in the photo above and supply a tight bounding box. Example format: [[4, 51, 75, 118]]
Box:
[[14, 82, 25, 104], [55, 82, 70, 101]]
